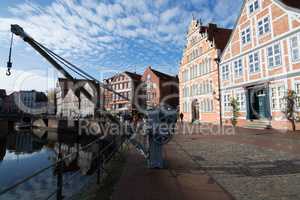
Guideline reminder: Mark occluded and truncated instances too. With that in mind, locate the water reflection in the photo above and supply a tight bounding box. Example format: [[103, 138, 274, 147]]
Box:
[[0, 137, 6, 161], [0, 122, 105, 191]]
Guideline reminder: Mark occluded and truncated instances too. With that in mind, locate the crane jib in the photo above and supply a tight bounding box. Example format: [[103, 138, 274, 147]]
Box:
[[9, 24, 129, 101]]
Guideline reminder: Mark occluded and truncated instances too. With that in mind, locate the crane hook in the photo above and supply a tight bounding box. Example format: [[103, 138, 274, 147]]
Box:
[[6, 67, 11, 76], [6, 33, 14, 76], [6, 69, 11, 76]]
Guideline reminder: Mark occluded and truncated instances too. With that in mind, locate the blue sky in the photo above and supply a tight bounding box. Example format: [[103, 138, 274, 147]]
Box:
[[0, 0, 243, 92]]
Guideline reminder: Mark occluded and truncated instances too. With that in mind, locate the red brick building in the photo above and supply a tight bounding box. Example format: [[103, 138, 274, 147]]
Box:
[[141, 66, 179, 109], [220, 0, 300, 129], [179, 20, 232, 123]]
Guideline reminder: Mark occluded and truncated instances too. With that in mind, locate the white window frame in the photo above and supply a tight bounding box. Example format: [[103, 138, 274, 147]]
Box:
[[257, 16, 270, 36], [267, 43, 282, 68], [223, 93, 231, 112], [294, 82, 300, 110], [290, 33, 300, 63], [222, 64, 230, 80], [241, 27, 251, 45], [248, 52, 260, 73], [270, 85, 285, 111], [235, 91, 246, 111], [248, 0, 260, 15], [233, 59, 243, 78]]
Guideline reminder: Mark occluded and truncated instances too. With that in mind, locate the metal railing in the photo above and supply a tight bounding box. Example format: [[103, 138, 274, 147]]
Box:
[[0, 134, 127, 200]]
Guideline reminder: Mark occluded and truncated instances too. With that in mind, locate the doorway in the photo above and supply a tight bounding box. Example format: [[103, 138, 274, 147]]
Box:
[[191, 99, 199, 122], [247, 86, 271, 120]]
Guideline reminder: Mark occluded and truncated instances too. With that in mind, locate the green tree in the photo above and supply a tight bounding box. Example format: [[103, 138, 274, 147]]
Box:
[[283, 90, 298, 131], [230, 97, 240, 127]]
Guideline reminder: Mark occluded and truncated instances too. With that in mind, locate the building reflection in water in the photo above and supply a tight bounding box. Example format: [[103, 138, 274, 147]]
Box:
[[0, 137, 6, 161], [52, 132, 101, 175], [0, 124, 103, 176]]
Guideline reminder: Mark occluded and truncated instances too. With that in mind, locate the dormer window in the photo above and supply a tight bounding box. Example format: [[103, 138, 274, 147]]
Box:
[[249, 0, 259, 14]]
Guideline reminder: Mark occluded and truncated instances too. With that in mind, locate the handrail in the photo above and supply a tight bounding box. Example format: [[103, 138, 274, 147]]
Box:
[[0, 134, 127, 199]]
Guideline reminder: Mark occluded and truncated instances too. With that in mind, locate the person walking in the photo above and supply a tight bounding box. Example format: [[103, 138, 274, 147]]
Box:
[[179, 112, 184, 122]]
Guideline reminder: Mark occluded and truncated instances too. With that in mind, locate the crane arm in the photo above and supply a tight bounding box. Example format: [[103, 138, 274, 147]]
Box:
[[11, 24, 74, 80], [10, 24, 129, 101]]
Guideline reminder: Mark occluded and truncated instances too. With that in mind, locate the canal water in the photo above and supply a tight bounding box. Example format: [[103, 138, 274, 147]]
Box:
[[0, 121, 100, 200]]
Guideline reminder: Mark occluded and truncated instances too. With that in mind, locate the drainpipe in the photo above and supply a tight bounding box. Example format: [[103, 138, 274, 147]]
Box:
[[214, 57, 223, 128]]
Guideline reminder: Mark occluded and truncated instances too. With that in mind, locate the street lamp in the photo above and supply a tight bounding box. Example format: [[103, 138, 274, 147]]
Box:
[[214, 57, 223, 128]]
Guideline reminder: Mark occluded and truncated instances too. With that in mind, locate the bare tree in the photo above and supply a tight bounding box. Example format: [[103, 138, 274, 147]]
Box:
[[283, 90, 298, 131], [230, 97, 240, 127]]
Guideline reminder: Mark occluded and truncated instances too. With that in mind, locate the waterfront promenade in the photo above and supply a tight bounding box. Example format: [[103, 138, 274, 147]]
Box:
[[112, 126, 300, 200]]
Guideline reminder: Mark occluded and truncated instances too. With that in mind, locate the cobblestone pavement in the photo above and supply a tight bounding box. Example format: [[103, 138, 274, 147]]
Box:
[[172, 126, 300, 200]]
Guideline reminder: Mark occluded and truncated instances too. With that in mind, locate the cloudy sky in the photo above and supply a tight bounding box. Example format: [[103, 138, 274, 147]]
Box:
[[0, 0, 243, 92]]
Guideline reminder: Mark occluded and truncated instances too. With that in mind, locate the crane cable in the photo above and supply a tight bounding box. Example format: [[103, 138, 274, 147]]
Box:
[[33, 39, 129, 101], [6, 31, 129, 101], [6, 33, 14, 76]]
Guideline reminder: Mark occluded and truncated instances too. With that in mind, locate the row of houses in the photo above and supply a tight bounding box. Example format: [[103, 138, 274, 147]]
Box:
[[55, 66, 179, 118], [103, 66, 178, 114], [179, 0, 300, 130], [0, 89, 49, 115]]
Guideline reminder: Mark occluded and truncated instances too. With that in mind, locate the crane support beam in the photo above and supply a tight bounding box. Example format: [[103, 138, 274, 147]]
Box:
[[10, 24, 129, 101], [11, 24, 74, 80]]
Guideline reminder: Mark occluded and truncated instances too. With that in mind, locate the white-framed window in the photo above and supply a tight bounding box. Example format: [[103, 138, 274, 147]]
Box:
[[294, 82, 300, 109], [183, 87, 189, 98], [249, 52, 260, 73], [234, 59, 243, 77], [222, 64, 230, 80], [235, 91, 246, 111], [183, 101, 190, 112], [249, 0, 260, 14], [223, 94, 231, 112], [209, 80, 213, 93], [182, 69, 189, 82], [198, 64, 201, 76], [201, 98, 213, 112], [267, 43, 282, 68], [290, 34, 300, 62], [257, 16, 270, 36], [270, 85, 285, 110], [241, 27, 251, 45]]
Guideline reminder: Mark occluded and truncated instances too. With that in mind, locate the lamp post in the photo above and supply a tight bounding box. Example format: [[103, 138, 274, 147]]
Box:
[[214, 57, 223, 129]]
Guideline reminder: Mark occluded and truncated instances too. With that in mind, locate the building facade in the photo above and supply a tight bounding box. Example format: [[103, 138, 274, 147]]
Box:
[[104, 71, 142, 113], [179, 20, 232, 123], [56, 78, 99, 119], [0, 89, 6, 113], [220, 0, 300, 129], [142, 66, 179, 109], [3, 90, 48, 114]]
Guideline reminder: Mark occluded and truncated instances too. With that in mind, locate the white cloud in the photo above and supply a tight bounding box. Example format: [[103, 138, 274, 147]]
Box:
[[0, 67, 57, 92], [160, 7, 180, 24], [0, 0, 242, 85]]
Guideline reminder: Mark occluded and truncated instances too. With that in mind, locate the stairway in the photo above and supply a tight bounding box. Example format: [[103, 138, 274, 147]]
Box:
[[245, 120, 272, 130]]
